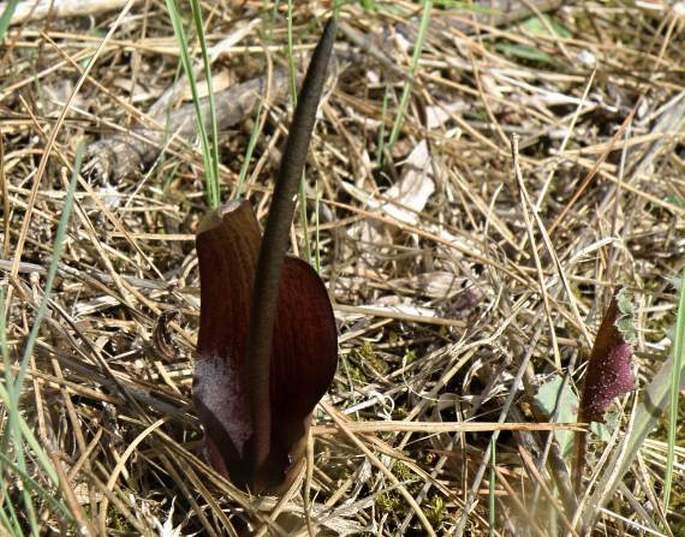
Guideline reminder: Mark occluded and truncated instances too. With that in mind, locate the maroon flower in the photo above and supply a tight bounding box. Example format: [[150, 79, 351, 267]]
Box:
[[579, 291, 636, 423], [194, 201, 337, 492]]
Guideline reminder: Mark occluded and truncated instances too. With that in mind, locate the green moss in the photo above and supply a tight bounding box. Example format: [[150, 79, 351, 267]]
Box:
[[367, 353, 390, 375], [360, 339, 375, 359], [376, 490, 405, 516], [358, 339, 390, 376], [403, 349, 417, 364], [393, 461, 414, 482], [347, 362, 365, 383], [424, 495, 445, 528], [375, 462, 424, 518]]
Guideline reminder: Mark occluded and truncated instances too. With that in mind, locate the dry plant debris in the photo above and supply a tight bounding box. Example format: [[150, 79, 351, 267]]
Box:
[[1, 1, 684, 535]]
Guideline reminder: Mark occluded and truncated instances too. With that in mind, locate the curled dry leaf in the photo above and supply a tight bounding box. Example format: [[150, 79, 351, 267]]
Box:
[[194, 201, 338, 492], [578, 290, 637, 423], [343, 140, 437, 267]]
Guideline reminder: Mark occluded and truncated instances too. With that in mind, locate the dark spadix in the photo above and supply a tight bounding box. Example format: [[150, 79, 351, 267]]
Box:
[[193, 19, 338, 493]]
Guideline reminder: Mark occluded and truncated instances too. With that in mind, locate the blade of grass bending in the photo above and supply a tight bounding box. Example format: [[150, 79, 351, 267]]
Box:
[[0, 482, 21, 537], [0, 507, 13, 537], [0, 311, 22, 537], [165, 0, 220, 208], [0, 376, 61, 532], [387, 0, 433, 149], [663, 270, 685, 510], [10, 143, 83, 399], [1, 286, 11, 436], [6, 140, 84, 535], [235, 98, 264, 199], [0, 450, 76, 525], [0, 395, 34, 536], [244, 18, 336, 481], [0, 377, 60, 488], [236, 100, 263, 199]]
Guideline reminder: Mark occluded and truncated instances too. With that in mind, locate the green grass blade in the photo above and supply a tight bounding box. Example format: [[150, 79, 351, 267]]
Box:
[[235, 99, 265, 199], [0, 381, 59, 489], [2, 287, 60, 491], [298, 170, 313, 264], [488, 438, 496, 537], [190, 0, 219, 205], [0, 471, 21, 536], [387, 0, 433, 149], [10, 143, 82, 396], [165, 0, 220, 208], [1, 285, 12, 452], [0, 0, 19, 42], [286, 0, 298, 106], [663, 270, 685, 509], [314, 186, 321, 273], [377, 83, 391, 167], [5, 140, 84, 536], [235, 9, 275, 199], [1, 290, 23, 537], [0, 450, 76, 525]]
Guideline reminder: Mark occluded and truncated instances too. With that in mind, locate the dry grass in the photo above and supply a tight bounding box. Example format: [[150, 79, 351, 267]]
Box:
[[1, 1, 684, 535]]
